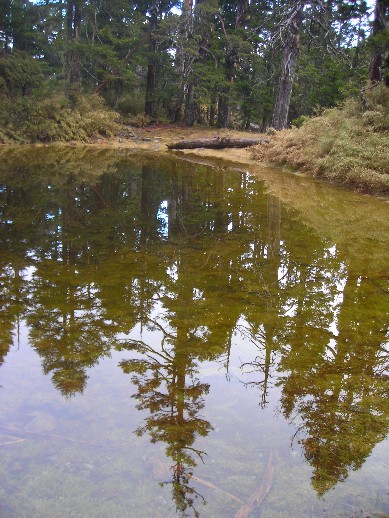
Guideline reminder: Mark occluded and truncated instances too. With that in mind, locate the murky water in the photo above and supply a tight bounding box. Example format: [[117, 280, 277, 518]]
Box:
[[0, 148, 388, 517]]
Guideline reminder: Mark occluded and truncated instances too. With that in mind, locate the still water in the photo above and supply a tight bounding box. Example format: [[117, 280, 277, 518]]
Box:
[[0, 148, 388, 517]]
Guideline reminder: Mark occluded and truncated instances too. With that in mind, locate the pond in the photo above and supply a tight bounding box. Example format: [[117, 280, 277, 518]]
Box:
[[0, 147, 388, 517]]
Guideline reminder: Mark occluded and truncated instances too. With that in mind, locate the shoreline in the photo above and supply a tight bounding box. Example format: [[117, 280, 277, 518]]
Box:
[[0, 125, 267, 166], [1, 125, 388, 199], [1, 134, 388, 275]]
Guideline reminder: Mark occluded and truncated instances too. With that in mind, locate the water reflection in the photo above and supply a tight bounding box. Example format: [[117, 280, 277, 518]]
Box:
[[0, 149, 388, 515], [278, 268, 389, 495], [120, 326, 211, 517]]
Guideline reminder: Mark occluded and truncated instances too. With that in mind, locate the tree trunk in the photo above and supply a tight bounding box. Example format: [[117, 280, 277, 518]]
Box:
[[235, 0, 249, 29], [74, 0, 81, 40], [184, 82, 199, 125], [145, 0, 158, 118], [217, 89, 230, 128], [271, 3, 304, 130], [11, 0, 28, 51], [209, 92, 216, 126], [180, 0, 209, 126], [66, 0, 82, 85], [217, 1, 248, 128], [66, 0, 73, 40], [370, 0, 389, 84], [173, 80, 187, 122], [172, 0, 194, 122]]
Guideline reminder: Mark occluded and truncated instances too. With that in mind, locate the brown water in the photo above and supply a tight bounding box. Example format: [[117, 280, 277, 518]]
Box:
[[0, 148, 388, 517]]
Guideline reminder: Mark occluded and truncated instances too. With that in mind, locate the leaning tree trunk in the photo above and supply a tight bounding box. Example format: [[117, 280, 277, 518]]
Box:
[[271, 3, 304, 130]]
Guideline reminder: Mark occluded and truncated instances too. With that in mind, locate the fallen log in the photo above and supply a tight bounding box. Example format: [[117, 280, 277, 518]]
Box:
[[167, 137, 269, 150], [234, 450, 275, 518]]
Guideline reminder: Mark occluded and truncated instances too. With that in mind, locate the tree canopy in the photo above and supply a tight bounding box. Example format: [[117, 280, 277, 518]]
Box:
[[0, 0, 387, 133]]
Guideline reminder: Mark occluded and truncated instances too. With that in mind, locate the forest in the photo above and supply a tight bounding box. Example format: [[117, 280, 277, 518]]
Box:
[[0, 0, 388, 144]]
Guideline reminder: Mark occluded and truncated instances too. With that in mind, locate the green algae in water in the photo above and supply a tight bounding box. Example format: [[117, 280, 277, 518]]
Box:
[[0, 149, 388, 517]]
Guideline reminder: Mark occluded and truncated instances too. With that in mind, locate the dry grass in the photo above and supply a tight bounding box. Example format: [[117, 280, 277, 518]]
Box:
[[252, 84, 389, 195]]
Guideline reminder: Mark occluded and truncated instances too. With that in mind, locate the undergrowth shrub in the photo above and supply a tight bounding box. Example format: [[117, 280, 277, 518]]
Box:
[[118, 92, 145, 115], [291, 115, 307, 128], [0, 91, 120, 143], [126, 114, 153, 128]]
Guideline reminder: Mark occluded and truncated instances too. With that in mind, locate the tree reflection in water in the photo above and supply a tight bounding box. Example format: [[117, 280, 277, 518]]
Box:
[[119, 328, 211, 517], [0, 149, 388, 514]]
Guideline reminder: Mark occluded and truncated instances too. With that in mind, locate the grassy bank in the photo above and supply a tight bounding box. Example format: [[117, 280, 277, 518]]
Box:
[[252, 85, 389, 196]]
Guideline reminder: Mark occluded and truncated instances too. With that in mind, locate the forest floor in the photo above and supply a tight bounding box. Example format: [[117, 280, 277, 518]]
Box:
[[91, 125, 261, 167]]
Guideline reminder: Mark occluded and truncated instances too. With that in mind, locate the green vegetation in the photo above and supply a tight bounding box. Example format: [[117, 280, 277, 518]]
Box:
[[1, 1, 387, 133], [0, 51, 120, 143], [0, 1, 388, 194], [0, 91, 120, 144], [253, 84, 389, 195]]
